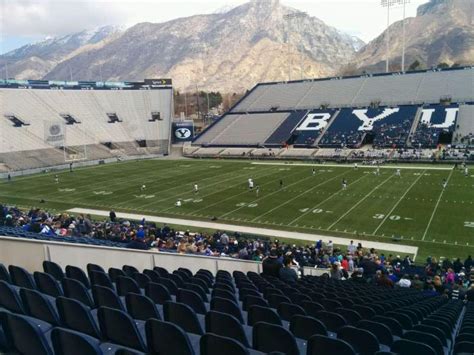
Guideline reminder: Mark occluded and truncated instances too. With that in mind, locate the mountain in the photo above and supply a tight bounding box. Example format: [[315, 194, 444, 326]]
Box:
[[1, 26, 124, 80], [351, 0, 474, 73], [0, 0, 363, 92]]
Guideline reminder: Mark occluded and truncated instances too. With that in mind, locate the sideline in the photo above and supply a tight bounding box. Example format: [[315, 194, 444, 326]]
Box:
[[68, 207, 419, 259], [251, 162, 454, 170]]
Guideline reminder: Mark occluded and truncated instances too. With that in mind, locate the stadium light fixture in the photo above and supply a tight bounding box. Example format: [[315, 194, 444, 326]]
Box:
[[398, 0, 410, 72], [380, 0, 398, 73], [284, 12, 307, 81]]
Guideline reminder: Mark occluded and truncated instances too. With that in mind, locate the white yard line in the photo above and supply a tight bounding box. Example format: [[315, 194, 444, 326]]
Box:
[[372, 169, 427, 235], [421, 168, 454, 241], [289, 173, 368, 226], [327, 173, 395, 230], [188, 168, 305, 215], [67, 207, 419, 255], [251, 170, 349, 222], [219, 173, 323, 219], [251, 162, 453, 170]]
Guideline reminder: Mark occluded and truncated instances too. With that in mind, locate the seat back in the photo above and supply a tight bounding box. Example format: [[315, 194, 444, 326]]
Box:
[[163, 301, 204, 335], [86, 264, 105, 279], [314, 311, 347, 332], [34, 271, 63, 297], [0, 263, 12, 284], [212, 289, 236, 302], [92, 285, 125, 311], [123, 265, 139, 276], [9, 265, 36, 289], [90, 271, 115, 290], [357, 320, 394, 346], [56, 296, 101, 339], [125, 292, 161, 321], [403, 330, 444, 355], [145, 318, 195, 355], [20, 288, 60, 325], [200, 333, 249, 355], [132, 272, 151, 288], [252, 321, 299, 355], [337, 325, 380, 355], [277, 302, 306, 321], [143, 269, 161, 283], [210, 297, 244, 324], [62, 277, 94, 308], [177, 288, 207, 314], [42, 261, 64, 281], [248, 305, 282, 326], [242, 295, 269, 311], [108, 267, 126, 282], [289, 315, 327, 340], [302, 301, 325, 317], [97, 306, 147, 352], [5, 312, 53, 355], [392, 339, 437, 355], [51, 327, 101, 355], [145, 282, 172, 304], [65, 265, 90, 289], [183, 282, 208, 302], [0, 280, 25, 313], [116, 276, 141, 296], [307, 334, 356, 355], [454, 341, 474, 354], [372, 316, 403, 337], [205, 310, 250, 348]]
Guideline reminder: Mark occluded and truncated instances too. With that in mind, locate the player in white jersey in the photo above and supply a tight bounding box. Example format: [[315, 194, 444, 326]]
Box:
[[54, 175, 59, 184], [395, 169, 401, 177], [442, 179, 447, 189], [312, 168, 316, 176], [374, 166, 380, 176], [194, 183, 199, 194], [141, 184, 146, 191], [256, 185, 260, 197], [354, 163, 358, 170], [175, 200, 182, 207], [342, 178, 348, 190], [465, 167, 469, 177], [248, 178, 254, 190]]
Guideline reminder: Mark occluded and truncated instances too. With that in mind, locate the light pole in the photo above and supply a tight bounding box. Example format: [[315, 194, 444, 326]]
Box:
[[284, 12, 306, 81], [380, 0, 398, 73], [399, 0, 410, 72]]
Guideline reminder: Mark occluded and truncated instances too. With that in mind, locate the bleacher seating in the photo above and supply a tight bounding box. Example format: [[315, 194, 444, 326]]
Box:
[[411, 104, 459, 148], [0, 258, 469, 355], [453, 104, 474, 147], [0, 85, 172, 171], [265, 111, 308, 146]]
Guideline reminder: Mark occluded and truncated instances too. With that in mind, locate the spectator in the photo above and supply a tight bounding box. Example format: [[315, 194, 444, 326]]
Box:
[[465, 284, 474, 302], [397, 274, 411, 288], [330, 262, 343, 280], [279, 256, 298, 283], [262, 249, 282, 278]]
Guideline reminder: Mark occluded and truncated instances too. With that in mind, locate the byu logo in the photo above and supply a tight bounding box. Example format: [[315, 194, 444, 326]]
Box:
[[353, 108, 400, 131], [296, 113, 332, 131], [175, 128, 191, 139], [50, 125, 61, 135], [420, 107, 458, 129]]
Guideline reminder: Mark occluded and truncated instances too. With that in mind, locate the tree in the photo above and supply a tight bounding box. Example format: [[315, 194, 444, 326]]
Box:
[[408, 60, 421, 71], [437, 62, 450, 69]]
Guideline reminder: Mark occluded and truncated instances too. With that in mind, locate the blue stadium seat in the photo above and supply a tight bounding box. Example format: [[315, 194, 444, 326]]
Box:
[[92, 285, 125, 311], [97, 306, 147, 352], [210, 296, 245, 324], [9, 265, 36, 289], [242, 295, 269, 312], [163, 301, 204, 335], [336, 308, 362, 325], [132, 272, 151, 289], [42, 261, 64, 282], [252, 321, 300, 355], [90, 271, 115, 290], [182, 282, 208, 302], [248, 305, 282, 326], [145, 282, 172, 305], [337, 325, 381, 355], [200, 333, 250, 355], [66, 265, 91, 289], [142, 269, 161, 283], [56, 296, 102, 339], [116, 276, 141, 296], [177, 288, 208, 314], [109, 267, 126, 282], [212, 288, 237, 302], [86, 263, 106, 280], [313, 310, 347, 333], [402, 330, 444, 355], [125, 293, 161, 321], [34, 271, 63, 298], [123, 265, 139, 277], [145, 318, 197, 355], [357, 320, 394, 347], [302, 301, 325, 317], [62, 277, 95, 308], [0, 263, 12, 284], [454, 341, 474, 354], [0, 280, 26, 314], [392, 339, 437, 355], [205, 310, 251, 348], [277, 302, 306, 321], [307, 334, 356, 355], [51, 327, 120, 355], [4, 312, 53, 355], [289, 314, 327, 340], [19, 288, 61, 326]]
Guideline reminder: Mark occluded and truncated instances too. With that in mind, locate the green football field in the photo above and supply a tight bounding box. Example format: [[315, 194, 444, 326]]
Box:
[[1, 159, 473, 261]]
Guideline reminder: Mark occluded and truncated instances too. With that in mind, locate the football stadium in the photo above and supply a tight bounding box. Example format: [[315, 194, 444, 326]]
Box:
[[1, 0, 474, 354]]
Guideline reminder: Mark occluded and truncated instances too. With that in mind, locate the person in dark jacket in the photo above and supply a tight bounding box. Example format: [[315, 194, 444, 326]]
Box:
[[262, 249, 282, 278], [279, 255, 297, 283]]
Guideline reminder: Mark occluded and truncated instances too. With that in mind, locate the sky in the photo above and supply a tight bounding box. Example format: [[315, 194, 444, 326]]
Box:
[[0, 0, 428, 54]]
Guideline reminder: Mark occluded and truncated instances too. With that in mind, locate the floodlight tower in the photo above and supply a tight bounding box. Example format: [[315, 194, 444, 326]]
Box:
[[380, 0, 398, 73], [284, 11, 306, 81], [399, 0, 410, 72]]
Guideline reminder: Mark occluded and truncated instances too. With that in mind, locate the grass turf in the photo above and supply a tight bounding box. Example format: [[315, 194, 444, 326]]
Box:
[[1, 158, 473, 261]]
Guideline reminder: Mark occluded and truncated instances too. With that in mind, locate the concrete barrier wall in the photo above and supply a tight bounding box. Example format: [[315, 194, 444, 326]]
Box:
[[0, 236, 262, 275]]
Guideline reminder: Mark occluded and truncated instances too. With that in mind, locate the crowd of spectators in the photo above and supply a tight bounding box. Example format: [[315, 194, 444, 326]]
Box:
[[1, 204, 474, 299]]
